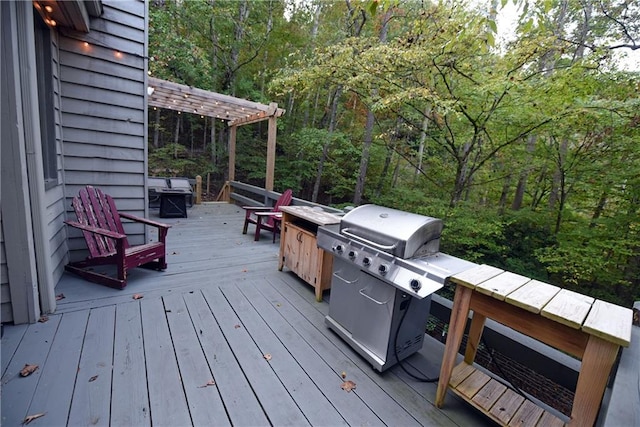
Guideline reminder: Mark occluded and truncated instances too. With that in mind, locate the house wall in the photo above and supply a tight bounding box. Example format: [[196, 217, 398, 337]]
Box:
[[47, 25, 69, 290], [60, 0, 149, 260]]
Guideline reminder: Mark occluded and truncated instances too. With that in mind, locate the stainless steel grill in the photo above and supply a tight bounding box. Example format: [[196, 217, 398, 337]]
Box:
[[317, 204, 475, 371]]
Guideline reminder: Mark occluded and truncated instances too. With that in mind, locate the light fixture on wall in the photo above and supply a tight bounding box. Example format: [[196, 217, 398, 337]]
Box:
[[33, 2, 57, 27]]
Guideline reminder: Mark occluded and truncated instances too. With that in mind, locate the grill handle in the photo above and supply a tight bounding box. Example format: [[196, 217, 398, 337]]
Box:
[[358, 288, 391, 305], [341, 228, 397, 252]]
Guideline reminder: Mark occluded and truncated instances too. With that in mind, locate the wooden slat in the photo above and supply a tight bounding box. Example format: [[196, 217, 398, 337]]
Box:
[[111, 301, 150, 426], [537, 411, 567, 427], [541, 289, 594, 329], [475, 271, 530, 300], [27, 311, 89, 426], [457, 369, 492, 399], [490, 389, 525, 425], [472, 379, 507, 411], [450, 362, 477, 388], [140, 297, 192, 426], [505, 280, 561, 314], [450, 264, 504, 289], [508, 399, 544, 427], [68, 306, 116, 426], [582, 299, 632, 347], [182, 290, 270, 426]]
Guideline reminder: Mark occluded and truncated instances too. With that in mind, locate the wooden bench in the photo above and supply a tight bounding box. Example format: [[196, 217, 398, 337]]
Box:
[[435, 264, 633, 427]]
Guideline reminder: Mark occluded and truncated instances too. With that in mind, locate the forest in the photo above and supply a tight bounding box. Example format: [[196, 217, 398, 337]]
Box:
[[148, 0, 639, 307]]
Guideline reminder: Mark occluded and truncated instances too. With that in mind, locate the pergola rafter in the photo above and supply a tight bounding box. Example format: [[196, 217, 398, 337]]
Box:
[[147, 77, 285, 191]]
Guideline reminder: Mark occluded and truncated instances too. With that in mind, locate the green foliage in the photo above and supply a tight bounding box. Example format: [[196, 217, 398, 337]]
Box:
[[149, 144, 210, 178], [149, 0, 640, 306]]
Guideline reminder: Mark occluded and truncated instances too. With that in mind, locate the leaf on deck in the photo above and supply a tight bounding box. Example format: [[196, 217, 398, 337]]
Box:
[[263, 353, 272, 361], [22, 413, 46, 424], [132, 294, 144, 300], [20, 364, 39, 377], [341, 371, 347, 379], [89, 375, 99, 382], [198, 379, 216, 388], [55, 293, 65, 301], [38, 316, 49, 323], [341, 380, 356, 392]]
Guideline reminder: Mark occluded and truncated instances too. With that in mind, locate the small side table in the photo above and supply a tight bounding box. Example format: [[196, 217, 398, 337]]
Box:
[[278, 206, 341, 301]]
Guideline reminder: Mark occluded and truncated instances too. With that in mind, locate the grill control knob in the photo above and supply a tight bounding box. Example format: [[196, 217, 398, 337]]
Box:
[[334, 244, 344, 254], [378, 264, 389, 275], [410, 279, 422, 292], [362, 257, 372, 267], [348, 250, 357, 260]]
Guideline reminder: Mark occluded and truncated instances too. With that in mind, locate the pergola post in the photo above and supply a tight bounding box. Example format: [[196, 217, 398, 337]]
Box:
[[228, 125, 236, 182], [265, 114, 277, 192]]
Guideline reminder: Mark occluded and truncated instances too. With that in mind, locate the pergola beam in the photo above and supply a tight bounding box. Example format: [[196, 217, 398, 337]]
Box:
[[147, 77, 285, 193]]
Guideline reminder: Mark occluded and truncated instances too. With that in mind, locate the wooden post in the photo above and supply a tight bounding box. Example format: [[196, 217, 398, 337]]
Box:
[[265, 115, 277, 191], [195, 175, 202, 204], [206, 172, 210, 198], [228, 125, 236, 182]]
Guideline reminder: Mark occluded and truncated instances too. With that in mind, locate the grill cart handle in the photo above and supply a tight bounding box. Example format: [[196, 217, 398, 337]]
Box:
[[358, 287, 391, 305], [341, 228, 397, 252]]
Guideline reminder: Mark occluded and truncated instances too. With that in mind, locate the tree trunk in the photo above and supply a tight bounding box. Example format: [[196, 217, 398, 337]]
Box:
[[353, 8, 392, 205], [353, 110, 374, 205], [512, 135, 536, 210], [312, 87, 342, 202], [414, 107, 429, 181]]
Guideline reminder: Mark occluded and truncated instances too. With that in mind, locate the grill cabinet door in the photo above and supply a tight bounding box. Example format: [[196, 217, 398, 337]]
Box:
[[327, 258, 360, 333], [351, 275, 396, 361]]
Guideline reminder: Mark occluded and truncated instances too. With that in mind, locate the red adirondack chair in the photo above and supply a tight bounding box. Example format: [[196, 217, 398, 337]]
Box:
[[242, 189, 293, 243], [64, 185, 171, 289]]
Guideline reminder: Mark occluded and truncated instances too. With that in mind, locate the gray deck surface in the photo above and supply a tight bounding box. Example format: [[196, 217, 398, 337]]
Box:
[[1, 202, 491, 426]]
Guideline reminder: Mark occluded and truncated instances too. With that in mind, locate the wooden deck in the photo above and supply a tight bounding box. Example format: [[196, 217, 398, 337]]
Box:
[[1, 202, 491, 426]]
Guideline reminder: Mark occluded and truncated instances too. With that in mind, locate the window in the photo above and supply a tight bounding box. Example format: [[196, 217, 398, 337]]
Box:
[[33, 10, 58, 187]]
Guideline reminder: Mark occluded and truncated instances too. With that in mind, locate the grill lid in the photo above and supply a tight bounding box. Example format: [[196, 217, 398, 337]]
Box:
[[340, 204, 443, 259]]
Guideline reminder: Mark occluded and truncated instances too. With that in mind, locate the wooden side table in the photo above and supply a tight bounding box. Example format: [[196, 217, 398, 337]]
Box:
[[278, 206, 341, 301], [435, 264, 632, 427]]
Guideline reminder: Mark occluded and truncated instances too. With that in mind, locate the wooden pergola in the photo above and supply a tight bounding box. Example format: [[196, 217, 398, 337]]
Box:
[[147, 77, 285, 191]]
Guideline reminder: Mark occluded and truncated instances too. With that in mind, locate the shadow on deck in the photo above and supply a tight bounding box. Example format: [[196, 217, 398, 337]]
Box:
[[1, 203, 493, 426]]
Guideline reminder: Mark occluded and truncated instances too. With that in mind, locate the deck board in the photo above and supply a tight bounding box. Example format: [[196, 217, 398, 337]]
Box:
[[141, 297, 193, 426], [201, 286, 310, 425], [163, 293, 230, 426], [68, 305, 115, 426], [1, 315, 61, 426], [1, 203, 494, 427], [1, 322, 28, 376], [111, 301, 151, 426], [182, 290, 270, 426], [27, 310, 89, 426], [243, 281, 386, 426], [221, 284, 347, 426]]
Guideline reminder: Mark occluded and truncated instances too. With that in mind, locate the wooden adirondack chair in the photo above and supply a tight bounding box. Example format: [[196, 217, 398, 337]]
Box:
[[64, 185, 171, 289], [242, 189, 293, 243]]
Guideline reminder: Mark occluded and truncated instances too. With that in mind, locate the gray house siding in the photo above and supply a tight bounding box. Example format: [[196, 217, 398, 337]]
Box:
[[46, 24, 69, 291], [1, 0, 148, 324], [60, 0, 148, 261]]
